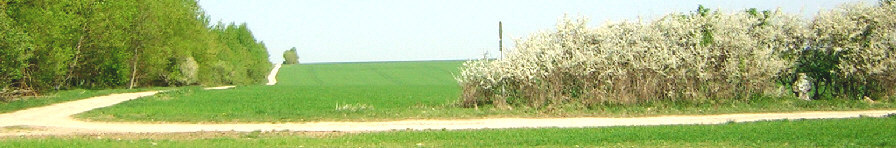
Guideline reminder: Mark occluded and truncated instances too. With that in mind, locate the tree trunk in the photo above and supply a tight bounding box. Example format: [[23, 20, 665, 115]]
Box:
[[59, 2, 93, 90], [60, 32, 86, 89], [128, 47, 139, 89]]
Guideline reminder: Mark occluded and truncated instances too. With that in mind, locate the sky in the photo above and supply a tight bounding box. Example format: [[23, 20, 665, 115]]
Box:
[[197, 0, 874, 64]]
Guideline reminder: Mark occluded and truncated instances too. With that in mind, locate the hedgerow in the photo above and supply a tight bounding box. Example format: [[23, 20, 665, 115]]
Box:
[[457, 2, 895, 108], [800, 1, 896, 100]]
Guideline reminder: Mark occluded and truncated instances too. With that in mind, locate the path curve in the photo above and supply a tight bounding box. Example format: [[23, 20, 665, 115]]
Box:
[[266, 64, 282, 85], [1, 91, 895, 136]]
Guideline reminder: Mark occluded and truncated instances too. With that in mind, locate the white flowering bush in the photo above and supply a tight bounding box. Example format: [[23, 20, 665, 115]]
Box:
[[806, 2, 896, 99], [458, 8, 812, 108], [459, 2, 896, 108]]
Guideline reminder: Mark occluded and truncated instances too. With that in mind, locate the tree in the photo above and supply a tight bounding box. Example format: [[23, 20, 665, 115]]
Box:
[[2, 0, 271, 98], [283, 47, 299, 64], [0, 2, 33, 97]]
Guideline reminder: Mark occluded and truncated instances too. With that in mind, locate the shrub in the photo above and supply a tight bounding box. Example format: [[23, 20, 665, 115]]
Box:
[[804, 2, 896, 99], [166, 56, 199, 86], [460, 2, 896, 108], [458, 9, 808, 108]]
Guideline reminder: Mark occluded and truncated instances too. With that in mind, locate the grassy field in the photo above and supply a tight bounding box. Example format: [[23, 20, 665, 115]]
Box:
[[74, 61, 896, 123], [0, 87, 168, 114], [77, 61, 477, 122], [3, 116, 895, 147]]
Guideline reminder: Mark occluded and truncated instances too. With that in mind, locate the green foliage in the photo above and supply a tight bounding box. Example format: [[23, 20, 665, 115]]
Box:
[[166, 56, 199, 86], [791, 48, 841, 100], [0, 2, 33, 99], [282, 47, 299, 64], [696, 5, 710, 17], [745, 8, 772, 26], [74, 0, 136, 88], [206, 23, 271, 85], [1, 0, 270, 98], [782, 2, 896, 100], [5, 0, 86, 90], [696, 5, 715, 46]]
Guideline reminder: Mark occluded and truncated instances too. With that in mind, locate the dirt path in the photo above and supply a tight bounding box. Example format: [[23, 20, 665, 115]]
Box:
[[1, 90, 895, 136], [203, 86, 236, 90], [266, 64, 282, 85]]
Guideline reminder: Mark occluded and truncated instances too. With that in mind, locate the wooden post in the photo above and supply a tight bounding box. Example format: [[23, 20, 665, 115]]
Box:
[[498, 21, 503, 59]]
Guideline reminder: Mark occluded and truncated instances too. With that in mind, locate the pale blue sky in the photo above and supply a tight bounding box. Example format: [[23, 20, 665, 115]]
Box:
[[197, 0, 873, 63]]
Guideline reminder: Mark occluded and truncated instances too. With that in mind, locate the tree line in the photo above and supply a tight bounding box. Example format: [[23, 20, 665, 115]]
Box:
[[1, 0, 271, 99]]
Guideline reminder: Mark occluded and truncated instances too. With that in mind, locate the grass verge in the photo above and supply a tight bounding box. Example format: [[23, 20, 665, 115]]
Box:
[[3, 116, 895, 147]]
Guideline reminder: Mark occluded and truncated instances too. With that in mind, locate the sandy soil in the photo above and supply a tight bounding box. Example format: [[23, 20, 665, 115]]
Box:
[[1, 90, 894, 137]]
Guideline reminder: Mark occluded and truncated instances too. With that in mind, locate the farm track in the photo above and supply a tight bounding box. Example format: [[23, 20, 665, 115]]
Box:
[[2, 64, 895, 136], [265, 64, 282, 85], [1, 90, 895, 136]]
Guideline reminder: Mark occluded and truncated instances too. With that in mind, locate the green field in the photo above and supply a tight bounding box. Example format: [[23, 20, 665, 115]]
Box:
[[73, 61, 896, 123], [3, 116, 895, 147], [77, 61, 481, 122]]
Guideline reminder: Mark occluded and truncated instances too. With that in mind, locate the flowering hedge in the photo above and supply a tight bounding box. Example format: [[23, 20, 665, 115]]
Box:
[[803, 2, 896, 100], [457, 2, 894, 108]]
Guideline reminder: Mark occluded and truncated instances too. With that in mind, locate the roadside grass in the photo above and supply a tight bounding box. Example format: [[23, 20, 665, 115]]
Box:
[[3, 116, 895, 147], [0, 87, 170, 114], [552, 95, 896, 117], [76, 61, 896, 123]]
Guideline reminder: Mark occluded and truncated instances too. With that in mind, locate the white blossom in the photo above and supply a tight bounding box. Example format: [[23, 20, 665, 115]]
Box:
[[457, 2, 896, 105]]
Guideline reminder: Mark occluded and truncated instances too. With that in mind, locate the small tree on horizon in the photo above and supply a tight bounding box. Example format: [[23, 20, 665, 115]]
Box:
[[282, 47, 299, 64]]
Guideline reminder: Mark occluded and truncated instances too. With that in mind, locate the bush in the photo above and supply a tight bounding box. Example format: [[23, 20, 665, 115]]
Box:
[[802, 2, 896, 100], [458, 9, 809, 108], [459, 2, 896, 108], [166, 56, 199, 86]]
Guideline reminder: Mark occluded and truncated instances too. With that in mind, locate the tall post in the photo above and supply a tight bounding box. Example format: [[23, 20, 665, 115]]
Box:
[[498, 21, 503, 59], [498, 21, 505, 99]]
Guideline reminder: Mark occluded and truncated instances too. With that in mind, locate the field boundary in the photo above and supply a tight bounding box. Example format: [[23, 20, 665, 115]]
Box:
[[1, 90, 895, 136]]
